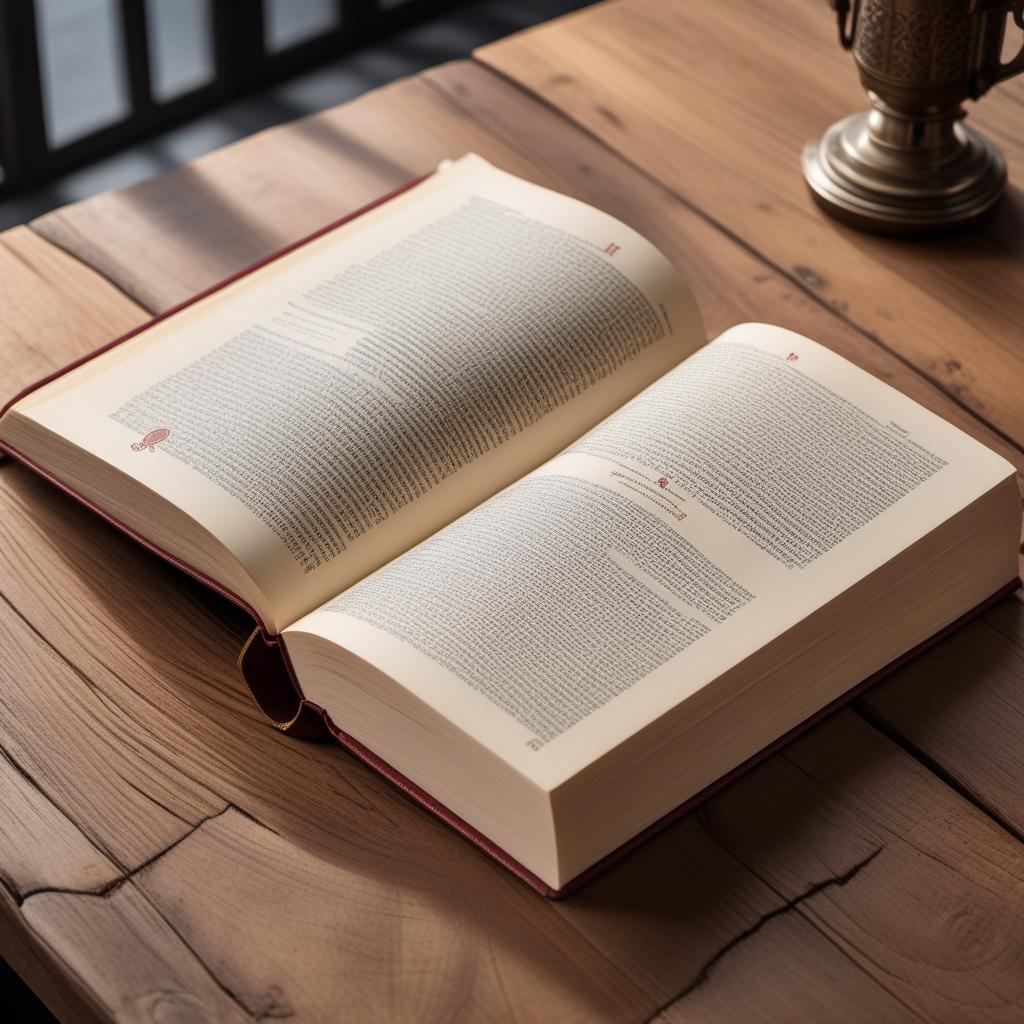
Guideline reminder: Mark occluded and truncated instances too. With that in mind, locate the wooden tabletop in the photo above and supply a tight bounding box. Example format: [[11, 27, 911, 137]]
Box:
[[3, 2, 1024, 1020]]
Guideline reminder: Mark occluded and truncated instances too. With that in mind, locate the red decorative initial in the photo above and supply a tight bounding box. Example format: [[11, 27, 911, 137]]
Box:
[[604, 242, 621, 256], [786, 352, 799, 362], [131, 428, 170, 452]]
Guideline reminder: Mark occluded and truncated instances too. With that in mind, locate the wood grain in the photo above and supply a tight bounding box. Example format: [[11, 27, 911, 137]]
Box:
[[0, 227, 146, 400], [477, 0, 1024, 455], [656, 911, 913, 1024], [2, 48, 1024, 1024], [0, 888, 107, 1024], [858, 589, 1024, 837], [20, 881, 252, 1024], [29, 114, 419, 314]]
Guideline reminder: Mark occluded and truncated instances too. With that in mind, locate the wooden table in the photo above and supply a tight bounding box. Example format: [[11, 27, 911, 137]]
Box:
[[3, 1, 1024, 1020]]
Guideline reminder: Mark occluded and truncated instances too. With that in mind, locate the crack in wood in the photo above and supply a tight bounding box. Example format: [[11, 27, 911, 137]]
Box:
[[132, 882, 295, 1021], [640, 846, 883, 1021], [696, 782, 933, 1023], [0, 230, 58, 285], [13, 802, 243, 906], [422, 72, 556, 170], [0, 737, 129, 875], [7, 799, 291, 1020], [223, 800, 282, 837], [853, 701, 1024, 847], [114, 770, 195, 828], [0, 580, 228, 805], [0, 586, 111, 705]]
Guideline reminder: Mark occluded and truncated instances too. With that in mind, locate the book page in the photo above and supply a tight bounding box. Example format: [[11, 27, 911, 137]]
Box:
[[289, 323, 1015, 788], [10, 155, 703, 630]]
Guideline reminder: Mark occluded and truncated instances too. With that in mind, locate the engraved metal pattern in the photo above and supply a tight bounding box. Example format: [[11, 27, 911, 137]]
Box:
[[852, 1, 890, 72], [932, 9, 973, 81], [807, 0, 1024, 233], [854, 1, 973, 84]]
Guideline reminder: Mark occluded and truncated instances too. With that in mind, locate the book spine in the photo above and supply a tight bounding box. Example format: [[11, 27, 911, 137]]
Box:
[[237, 627, 328, 739]]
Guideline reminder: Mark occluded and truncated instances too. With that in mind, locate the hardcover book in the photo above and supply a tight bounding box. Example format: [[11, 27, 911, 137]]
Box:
[[1, 155, 1019, 895]]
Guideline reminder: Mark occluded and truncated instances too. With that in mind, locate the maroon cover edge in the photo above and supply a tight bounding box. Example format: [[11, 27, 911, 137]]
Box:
[[295, 577, 1019, 898]]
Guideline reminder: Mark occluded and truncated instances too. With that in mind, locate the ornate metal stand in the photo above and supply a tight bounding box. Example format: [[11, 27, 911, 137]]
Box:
[[803, 0, 1024, 235]]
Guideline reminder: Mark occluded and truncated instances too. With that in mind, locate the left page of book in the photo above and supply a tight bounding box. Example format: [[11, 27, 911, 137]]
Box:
[[3, 154, 704, 632]]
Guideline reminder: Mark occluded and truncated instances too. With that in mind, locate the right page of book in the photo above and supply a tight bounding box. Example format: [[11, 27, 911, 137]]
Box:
[[288, 323, 1016, 786]]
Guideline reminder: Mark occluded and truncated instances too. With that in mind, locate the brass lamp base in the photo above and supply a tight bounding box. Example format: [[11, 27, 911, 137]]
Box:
[[802, 102, 1007, 235]]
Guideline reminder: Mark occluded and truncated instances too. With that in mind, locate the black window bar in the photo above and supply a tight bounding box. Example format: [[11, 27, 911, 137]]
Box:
[[0, 0, 460, 194]]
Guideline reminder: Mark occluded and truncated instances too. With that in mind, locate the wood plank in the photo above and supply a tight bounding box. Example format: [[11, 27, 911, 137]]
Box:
[[1, 888, 107, 1024], [0, 229, 230, 889], [477, 0, 1024, 454], [0, 228, 245, 1020], [20, 881, 251, 1023], [655, 912, 911, 1024], [29, 119, 418, 315], [0, 504, 228, 870], [858, 589, 1024, 837], [0, 227, 146, 399]]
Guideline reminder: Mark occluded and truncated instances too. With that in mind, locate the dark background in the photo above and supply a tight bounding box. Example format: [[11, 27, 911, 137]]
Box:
[[0, 0, 589, 229]]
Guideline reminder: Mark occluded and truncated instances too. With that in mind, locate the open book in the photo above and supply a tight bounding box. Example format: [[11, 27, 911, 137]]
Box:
[[1, 155, 1019, 894]]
